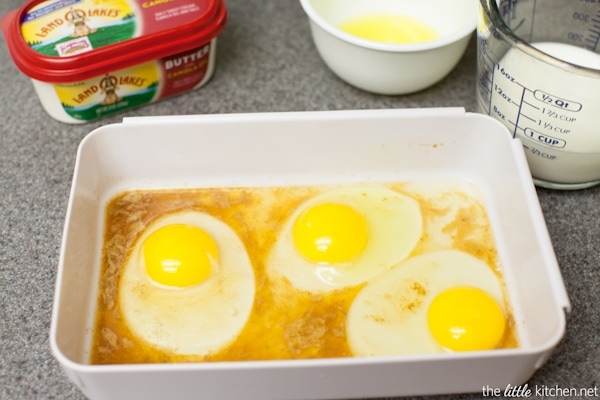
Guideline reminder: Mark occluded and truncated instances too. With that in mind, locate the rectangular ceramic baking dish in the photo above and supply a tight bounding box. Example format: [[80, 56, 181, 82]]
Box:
[[51, 108, 570, 400]]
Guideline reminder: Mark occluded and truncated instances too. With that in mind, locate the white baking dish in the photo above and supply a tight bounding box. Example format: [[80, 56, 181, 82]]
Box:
[[51, 108, 570, 400]]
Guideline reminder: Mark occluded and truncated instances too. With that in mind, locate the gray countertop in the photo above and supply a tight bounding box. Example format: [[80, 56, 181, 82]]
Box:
[[1, 1, 598, 399]]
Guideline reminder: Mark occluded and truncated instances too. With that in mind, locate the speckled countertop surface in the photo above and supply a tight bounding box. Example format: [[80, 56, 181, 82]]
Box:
[[0, 1, 598, 399]]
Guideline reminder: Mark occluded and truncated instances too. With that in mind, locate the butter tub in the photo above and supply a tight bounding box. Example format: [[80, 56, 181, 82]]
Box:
[[1, 0, 226, 123], [52, 108, 570, 400]]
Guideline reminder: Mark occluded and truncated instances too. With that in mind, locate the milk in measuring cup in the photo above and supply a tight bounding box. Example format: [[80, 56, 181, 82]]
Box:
[[477, 0, 600, 189], [486, 45, 600, 187], [532, 43, 600, 69]]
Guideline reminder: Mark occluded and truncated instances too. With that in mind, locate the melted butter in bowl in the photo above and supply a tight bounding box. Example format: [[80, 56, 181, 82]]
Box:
[[338, 13, 439, 44]]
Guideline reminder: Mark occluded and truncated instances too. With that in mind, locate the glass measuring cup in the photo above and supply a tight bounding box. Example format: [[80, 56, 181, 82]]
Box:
[[477, 0, 600, 189]]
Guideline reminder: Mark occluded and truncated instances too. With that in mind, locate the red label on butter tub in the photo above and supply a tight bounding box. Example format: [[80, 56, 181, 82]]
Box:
[[160, 44, 211, 97], [3, 0, 226, 122]]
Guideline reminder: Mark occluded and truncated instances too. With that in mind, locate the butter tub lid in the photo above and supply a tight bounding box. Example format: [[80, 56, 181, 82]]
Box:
[[1, 0, 227, 83]]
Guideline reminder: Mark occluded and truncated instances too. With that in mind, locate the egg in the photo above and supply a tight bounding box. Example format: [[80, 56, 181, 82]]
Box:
[[118, 210, 255, 356], [266, 185, 423, 292], [346, 250, 507, 356]]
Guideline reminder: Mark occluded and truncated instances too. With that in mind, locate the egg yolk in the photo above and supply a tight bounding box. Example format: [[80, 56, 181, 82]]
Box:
[[143, 224, 218, 288], [427, 286, 506, 351], [292, 202, 368, 264]]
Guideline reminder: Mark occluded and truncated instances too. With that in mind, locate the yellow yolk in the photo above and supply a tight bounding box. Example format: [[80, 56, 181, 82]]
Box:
[[292, 202, 368, 264], [143, 223, 218, 288], [338, 13, 439, 44], [427, 286, 506, 351]]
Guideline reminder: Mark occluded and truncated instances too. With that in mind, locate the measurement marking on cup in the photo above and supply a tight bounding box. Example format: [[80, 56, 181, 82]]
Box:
[[542, 108, 577, 122], [530, 147, 557, 160], [493, 84, 517, 105], [483, 54, 582, 145], [585, 9, 600, 51], [523, 99, 540, 111], [533, 90, 582, 112], [525, 128, 567, 148], [519, 111, 536, 124], [512, 85, 527, 138]]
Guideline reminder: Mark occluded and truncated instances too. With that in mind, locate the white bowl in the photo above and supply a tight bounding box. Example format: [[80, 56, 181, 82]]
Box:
[[51, 108, 569, 400], [299, 0, 477, 94]]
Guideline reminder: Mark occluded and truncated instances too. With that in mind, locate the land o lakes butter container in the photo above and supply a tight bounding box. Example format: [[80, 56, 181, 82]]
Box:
[[2, 0, 227, 123]]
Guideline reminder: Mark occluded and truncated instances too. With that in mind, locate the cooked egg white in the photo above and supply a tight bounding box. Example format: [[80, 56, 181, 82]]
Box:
[[266, 185, 423, 292], [346, 250, 506, 356], [118, 210, 255, 356]]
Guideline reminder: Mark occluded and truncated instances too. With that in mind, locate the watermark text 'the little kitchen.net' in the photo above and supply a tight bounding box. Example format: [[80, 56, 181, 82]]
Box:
[[483, 383, 599, 398]]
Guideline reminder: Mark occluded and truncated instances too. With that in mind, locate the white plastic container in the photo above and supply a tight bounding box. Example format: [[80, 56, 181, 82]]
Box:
[[299, 0, 477, 94], [51, 108, 570, 400], [2, 0, 226, 123]]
